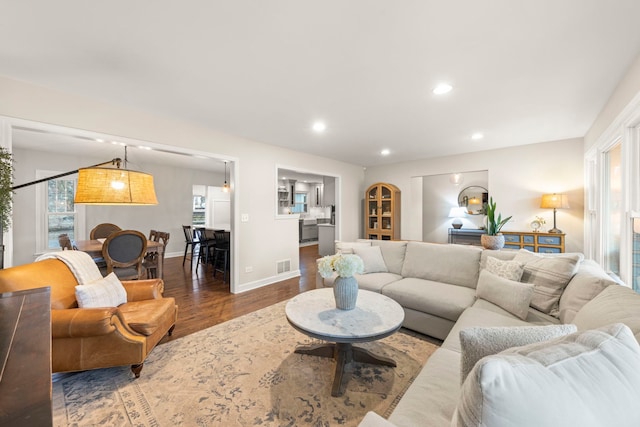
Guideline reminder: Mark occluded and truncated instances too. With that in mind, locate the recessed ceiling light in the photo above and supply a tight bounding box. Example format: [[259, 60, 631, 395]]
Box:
[[471, 133, 484, 140], [433, 83, 453, 95], [312, 121, 327, 133], [381, 149, 390, 156]]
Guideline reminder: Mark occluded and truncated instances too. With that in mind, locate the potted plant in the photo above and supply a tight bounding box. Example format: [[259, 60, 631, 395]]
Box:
[[481, 197, 511, 250], [0, 148, 13, 268]]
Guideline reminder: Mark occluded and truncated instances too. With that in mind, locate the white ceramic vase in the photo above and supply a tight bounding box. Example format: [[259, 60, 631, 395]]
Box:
[[333, 276, 358, 310]]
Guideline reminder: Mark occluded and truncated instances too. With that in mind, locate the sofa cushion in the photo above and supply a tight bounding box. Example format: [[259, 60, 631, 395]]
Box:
[[323, 272, 402, 293], [476, 270, 534, 320], [335, 240, 371, 254], [401, 242, 482, 289], [382, 278, 476, 322], [458, 324, 577, 383], [573, 284, 640, 343], [118, 298, 177, 336], [353, 246, 388, 274], [472, 298, 559, 326], [74, 273, 127, 308], [442, 306, 532, 352], [453, 323, 640, 427], [513, 249, 582, 317], [388, 348, 461, 427], [558, 259, 615, 324], [363, 240, 408, 275], [485, 256, 524, 281]]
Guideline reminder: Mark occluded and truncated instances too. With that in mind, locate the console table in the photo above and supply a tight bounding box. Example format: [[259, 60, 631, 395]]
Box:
[[502, 231, 565, 253], [448, 228, 485, 246], [0, 287, 52, 426]]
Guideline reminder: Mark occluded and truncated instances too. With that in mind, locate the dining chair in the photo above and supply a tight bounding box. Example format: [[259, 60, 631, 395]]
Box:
[[90, 223, 122, 239], [144, 231, 170, 279], [102, 230, 147, 280], [182, 225, 198, 269], [212, 229, 230, 283]]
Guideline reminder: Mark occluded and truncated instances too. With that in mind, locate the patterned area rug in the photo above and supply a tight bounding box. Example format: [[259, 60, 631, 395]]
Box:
[[53, 300, 438, 426]]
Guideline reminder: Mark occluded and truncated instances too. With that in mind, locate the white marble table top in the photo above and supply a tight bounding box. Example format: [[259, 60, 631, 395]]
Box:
[[285, 288, 405, 343]]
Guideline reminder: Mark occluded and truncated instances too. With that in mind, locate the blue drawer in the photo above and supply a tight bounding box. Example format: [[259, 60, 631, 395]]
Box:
[[538, 247, 561, 254], [504, 244, 521, 250], [537, 236, 561, 246], [504, 235, 521, 243], [524, 246, 535, 251], [523, 235, 534, 244]]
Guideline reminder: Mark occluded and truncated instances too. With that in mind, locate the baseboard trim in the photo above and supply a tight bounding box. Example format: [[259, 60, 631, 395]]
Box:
[[234, 270, 301, 294]]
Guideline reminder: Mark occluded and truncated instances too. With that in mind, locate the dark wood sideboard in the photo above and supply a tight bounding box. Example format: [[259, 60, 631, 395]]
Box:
[[0, 287, 52, 426]]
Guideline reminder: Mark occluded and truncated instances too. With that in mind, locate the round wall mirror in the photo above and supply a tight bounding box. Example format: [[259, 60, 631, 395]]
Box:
[[458, 186, 488, 215]]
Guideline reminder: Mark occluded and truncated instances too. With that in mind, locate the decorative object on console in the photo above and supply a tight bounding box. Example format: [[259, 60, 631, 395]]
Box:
[[448, 206, 468, 229], [540, 193, 569, 233], [457, 185, 488, 215], [317, 253, 364, 310], [481, 197, 512, 250]]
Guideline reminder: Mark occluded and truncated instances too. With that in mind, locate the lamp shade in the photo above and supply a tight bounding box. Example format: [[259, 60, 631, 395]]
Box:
[[540, 193, 570, 209], [74, 167, 158, 205]]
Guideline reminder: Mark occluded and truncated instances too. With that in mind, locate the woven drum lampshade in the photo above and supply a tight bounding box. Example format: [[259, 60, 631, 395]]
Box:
[[74, 167, 158, 205]]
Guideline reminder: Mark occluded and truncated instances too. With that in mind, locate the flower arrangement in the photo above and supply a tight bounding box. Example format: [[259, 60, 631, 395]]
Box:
[[535, 216, 546, 226], [318, 253, 364, 278]]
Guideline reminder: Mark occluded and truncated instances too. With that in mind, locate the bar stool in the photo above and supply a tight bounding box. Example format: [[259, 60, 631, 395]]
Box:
[[212, 230, 230, 283]]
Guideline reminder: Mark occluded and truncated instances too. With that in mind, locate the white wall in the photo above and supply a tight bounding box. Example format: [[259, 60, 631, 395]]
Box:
[[12, 147, 219, 265], [0, 76, 365, 292], [585, 54, 640, 150], [365, 138, 585, 253]]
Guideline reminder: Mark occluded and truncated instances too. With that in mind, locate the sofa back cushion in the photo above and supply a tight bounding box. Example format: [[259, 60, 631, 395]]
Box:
[[401, 242, 482, 288], [558, 259, 615, 324], [454, 323, 640, 427], [573, 284, 640, 343], [360, 239, 408, 275], [479, 249, 517, 269]]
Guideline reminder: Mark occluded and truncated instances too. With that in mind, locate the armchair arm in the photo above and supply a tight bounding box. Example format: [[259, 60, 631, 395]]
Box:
[[52, 308, 126, 338], [121, 279, 164, 301]]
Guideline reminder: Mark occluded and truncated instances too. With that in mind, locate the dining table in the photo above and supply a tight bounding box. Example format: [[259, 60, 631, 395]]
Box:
[[75, 238, 164, 278]]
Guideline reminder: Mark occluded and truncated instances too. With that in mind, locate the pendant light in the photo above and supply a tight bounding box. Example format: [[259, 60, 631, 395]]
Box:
[[222, 161, 230, 192]]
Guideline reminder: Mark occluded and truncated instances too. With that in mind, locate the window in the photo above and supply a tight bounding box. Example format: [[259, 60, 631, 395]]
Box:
[[603, 143, 622, 276], [35, 171, 85, 253], [291, 192, 308, 213], [46, 177, 77, 249], [193, 195, 206, 226]]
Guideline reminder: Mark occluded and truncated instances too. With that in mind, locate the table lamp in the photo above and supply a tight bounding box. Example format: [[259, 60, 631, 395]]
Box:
[[540, 193, 569, 233], [448, 207, 467, 229]]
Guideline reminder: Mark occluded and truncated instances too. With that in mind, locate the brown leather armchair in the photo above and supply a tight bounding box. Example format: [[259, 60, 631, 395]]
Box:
[[0, 258, 178, 377]]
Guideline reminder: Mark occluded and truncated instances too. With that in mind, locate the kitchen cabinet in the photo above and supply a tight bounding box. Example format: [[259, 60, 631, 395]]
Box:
[[365, 182, 401, 240]]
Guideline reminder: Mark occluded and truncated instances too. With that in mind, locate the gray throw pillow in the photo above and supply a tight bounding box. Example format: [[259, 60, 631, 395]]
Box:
[[458, 323, 577, 384], [513, 250, 582, 317], [475, 270, 534, 320]]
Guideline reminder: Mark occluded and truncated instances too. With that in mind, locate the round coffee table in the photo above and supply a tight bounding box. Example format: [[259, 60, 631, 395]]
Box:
[[285, 288, 405, 397]]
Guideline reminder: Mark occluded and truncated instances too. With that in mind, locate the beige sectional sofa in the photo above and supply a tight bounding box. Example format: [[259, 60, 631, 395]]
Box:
[[316, 239, 640, 427]]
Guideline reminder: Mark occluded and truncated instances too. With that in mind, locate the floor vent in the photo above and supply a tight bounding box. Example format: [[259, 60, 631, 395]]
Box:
[[277, 259, 291, 274]]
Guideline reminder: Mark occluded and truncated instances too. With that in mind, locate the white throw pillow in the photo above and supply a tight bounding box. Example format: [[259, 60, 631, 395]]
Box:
[[458, 323, 577, 383], [353, 246, 389, 274], [513, 249, 582, 317], [335, 241, 372, 254], [453, 323, 640, 427], [75, 272, 128, 308], [485, 256, 524, 281], [475, 270, 534, 320]]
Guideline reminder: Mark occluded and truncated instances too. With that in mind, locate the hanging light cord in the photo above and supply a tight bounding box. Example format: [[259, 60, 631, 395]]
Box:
[[11, 158, 122, 191]]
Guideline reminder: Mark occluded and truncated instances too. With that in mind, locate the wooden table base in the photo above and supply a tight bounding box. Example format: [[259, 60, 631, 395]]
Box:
[[295, 342, 396, 397]]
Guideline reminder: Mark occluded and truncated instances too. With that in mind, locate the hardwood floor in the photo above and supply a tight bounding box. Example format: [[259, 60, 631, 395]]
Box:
[[160, 244, 321, 342]]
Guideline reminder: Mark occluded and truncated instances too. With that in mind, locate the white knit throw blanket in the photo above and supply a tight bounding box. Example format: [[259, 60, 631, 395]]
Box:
[[36, 250, 103, 285]]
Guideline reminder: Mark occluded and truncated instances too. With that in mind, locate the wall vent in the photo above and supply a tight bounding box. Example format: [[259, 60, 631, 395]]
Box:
[[277, 259, 291, 274]]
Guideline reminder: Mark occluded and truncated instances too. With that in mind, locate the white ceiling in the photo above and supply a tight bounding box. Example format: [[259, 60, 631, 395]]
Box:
[[2, 1, 640, 167]]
